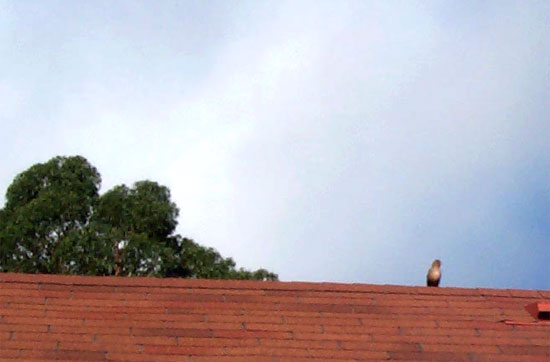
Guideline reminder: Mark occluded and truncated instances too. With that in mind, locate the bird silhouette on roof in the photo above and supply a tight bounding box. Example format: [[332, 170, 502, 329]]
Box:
[[427, 259, 442, 287]]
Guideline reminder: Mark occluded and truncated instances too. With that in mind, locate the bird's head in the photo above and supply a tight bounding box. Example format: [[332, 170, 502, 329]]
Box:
[[432, 259, 441, 268]]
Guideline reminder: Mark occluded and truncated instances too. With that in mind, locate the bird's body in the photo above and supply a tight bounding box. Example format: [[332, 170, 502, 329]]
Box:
[[427, 259, 442, 287]]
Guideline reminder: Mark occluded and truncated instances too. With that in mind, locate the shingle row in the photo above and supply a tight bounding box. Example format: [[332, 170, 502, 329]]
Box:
[[0, 273, 548, 361]]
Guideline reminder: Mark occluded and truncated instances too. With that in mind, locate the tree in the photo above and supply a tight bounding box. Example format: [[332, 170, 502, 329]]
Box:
[[163, 237, 277, 280], [0, 156, 100, 273], [89, 181, 179, 276], [0, 156, 277, 281]]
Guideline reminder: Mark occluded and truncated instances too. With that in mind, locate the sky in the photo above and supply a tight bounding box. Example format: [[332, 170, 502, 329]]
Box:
[[1, 0, 548, 290]]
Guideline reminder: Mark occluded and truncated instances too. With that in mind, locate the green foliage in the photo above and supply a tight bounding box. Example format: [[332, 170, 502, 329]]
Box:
[[163, 237, 277, 281], [0, 156, 277, 281], [92, 181, 178, 241], [0, 156, 100, 273]]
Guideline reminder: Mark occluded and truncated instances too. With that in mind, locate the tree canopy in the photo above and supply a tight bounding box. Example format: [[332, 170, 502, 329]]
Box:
[[0, 156, 277, 281]]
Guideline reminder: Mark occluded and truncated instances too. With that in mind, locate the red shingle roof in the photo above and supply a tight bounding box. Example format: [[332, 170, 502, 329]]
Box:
[[0, 273, 549, 361]]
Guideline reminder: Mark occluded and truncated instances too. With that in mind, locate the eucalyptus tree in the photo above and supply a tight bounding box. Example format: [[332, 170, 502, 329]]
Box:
[[0, 156, 277, 281]]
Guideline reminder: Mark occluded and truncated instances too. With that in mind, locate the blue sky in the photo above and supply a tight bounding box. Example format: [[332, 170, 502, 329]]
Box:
[[1, 0, 548, 289]]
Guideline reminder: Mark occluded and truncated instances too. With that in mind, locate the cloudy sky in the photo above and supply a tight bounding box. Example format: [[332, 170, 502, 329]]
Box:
[[1, 1, 548, 289]]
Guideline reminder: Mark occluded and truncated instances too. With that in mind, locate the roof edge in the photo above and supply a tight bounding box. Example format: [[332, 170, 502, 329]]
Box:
[[0, 272, 547, 298]]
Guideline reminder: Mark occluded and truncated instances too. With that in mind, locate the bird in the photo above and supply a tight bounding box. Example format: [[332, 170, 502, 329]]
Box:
[[427, 259, 442, 287]]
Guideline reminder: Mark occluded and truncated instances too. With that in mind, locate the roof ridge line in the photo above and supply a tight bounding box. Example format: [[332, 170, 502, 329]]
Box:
[[0, 273, 546, 297]]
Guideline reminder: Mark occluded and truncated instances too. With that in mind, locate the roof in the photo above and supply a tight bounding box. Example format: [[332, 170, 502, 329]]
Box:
[[0, 273, 549, 361]]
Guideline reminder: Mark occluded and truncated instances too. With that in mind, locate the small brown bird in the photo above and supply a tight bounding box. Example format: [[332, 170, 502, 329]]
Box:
[[427, 259, 442, 287]]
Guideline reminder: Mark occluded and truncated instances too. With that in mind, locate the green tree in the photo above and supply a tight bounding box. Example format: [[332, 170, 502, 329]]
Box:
[[0, 156, 100, 273], [89, 182, 179, 276], [0, 156, 277, 281]]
